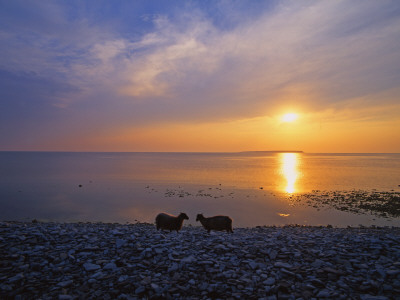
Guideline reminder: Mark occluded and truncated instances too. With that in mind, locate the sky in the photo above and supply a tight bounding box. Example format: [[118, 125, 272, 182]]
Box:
[[1, 0, 400, 153]]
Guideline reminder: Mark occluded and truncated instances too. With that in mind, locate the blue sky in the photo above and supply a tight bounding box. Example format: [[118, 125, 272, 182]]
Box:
[[1, 0, 400, 152]]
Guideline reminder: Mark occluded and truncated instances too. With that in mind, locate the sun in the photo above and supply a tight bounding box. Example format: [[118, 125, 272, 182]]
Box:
[[281, 113, 298, 123]]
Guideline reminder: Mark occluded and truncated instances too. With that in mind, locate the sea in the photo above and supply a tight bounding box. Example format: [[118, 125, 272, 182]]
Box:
[[1, 151, 399, 227]]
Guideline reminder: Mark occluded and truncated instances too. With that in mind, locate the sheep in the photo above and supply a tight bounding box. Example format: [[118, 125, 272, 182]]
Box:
[[196, 213, 233, 233], [155, 212, 189, 232]]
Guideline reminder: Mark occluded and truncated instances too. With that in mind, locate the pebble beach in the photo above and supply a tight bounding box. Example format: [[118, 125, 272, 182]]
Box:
[[1, 222, 400, 299]]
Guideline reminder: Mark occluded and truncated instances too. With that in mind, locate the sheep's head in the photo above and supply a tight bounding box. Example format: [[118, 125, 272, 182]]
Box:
[[179, 213, 189, 220], [196, 214, 204, 221]]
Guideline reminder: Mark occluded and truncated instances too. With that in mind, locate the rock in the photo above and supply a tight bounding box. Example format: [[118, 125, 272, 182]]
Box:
[[312, 259, 324, 268], [360, 296, 389, 300], [140, 276, 151, 285], [168, 263, 179, 272], [311, 278, 325, 288], [57, 280, 73, 288], [103, 262, 117, 270], [263, 277, 275, 286], [248, 261, 258, 269], [8, 273, 24, 282], [135, 286, 146, 294], [116, 239, 127, 248], [83, 263, 101, 271], [1, 222, 400, 299], [151, 283, 159, 290], [118, 275, 129, 282], [91, 271, 104, 279], [274, 262, 292, 269], [181, 255, 195, 263], [316, 289, 332, 298], [386, 269, 400, 276], [268, 250, 278, 260]]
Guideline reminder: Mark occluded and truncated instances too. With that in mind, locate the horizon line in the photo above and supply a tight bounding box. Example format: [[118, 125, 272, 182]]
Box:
[[1, 150, 400, 155]]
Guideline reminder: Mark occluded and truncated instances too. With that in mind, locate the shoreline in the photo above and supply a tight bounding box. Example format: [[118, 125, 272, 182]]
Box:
[[1, 222, 399, 299], [3, 219, 400, 229]]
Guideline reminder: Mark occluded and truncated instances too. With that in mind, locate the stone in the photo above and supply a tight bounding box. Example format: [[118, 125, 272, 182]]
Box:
[[116, 239, 127, 248], [274, 262, 292, 269], [181, 255, 195, 263], [60, 252, 68, 260], [118, 275, 129, 282], [263, 277, 275, 286], [248, 261, 258, 270], [316, 289, 331, 298], [103, 262, 117, 270], [135, 286, 146, 294], [57, 280, 73, 288], [8, 273, 24, 282], [386, 269, 400, 276], [168, 263, 179, 272], [83, 263, 101, 271], [1, 221, 400, 299]]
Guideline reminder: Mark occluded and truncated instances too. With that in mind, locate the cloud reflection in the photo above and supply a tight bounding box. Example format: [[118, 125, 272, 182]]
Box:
[[280, 153, 300, 193]]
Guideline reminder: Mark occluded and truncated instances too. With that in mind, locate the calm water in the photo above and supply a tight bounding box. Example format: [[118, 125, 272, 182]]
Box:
[[1, 152, 399, 227]]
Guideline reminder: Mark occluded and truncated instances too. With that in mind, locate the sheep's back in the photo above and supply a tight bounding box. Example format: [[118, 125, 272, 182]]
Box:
[[204, 216, 232, 229], [156, 213, 180, 230]]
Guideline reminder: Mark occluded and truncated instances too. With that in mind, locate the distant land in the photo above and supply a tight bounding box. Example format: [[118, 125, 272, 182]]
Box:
[[0, 150, 305, 154], [238, 150, 304, 154]]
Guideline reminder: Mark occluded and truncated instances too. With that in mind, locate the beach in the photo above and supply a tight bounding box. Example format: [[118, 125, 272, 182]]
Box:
[[1, 221, 399, 299]]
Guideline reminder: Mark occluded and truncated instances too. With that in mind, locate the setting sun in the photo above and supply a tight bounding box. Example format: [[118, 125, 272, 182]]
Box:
[[281, 113, 298, 123]]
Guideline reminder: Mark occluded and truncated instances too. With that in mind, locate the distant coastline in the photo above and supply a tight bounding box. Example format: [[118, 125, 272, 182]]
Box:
[[239, 150, 304, 154], [0, 150, 305, 154]]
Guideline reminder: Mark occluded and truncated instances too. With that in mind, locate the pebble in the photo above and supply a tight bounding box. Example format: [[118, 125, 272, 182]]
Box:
[[83, 263, 101, 271], [0, 222, 399, 299], [103, 262, 117, 270]]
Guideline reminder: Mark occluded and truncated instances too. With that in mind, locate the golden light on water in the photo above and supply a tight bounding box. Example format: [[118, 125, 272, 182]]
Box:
[[280, 153, 300, 193]]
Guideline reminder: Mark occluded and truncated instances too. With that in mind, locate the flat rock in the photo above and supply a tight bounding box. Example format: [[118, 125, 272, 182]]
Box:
[[83, 263, 101, 271]]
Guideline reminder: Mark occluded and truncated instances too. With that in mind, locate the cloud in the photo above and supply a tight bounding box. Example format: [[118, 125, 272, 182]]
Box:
[[1, 1, 400, 151], [101, 1, 400, 122]]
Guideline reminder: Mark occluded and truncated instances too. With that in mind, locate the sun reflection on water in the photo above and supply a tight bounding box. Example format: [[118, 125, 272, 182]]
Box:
[[280, 153, 300, 193]]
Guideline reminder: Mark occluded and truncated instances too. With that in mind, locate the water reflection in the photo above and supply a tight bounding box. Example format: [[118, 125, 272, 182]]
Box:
[[280, 153, 300, 193]]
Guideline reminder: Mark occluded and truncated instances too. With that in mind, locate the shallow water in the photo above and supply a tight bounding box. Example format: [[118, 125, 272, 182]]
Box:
[[0, 152, 399, 227]]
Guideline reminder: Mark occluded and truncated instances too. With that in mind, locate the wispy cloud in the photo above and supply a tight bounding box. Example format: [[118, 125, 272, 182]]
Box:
[[105, 1, 400, 120]]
